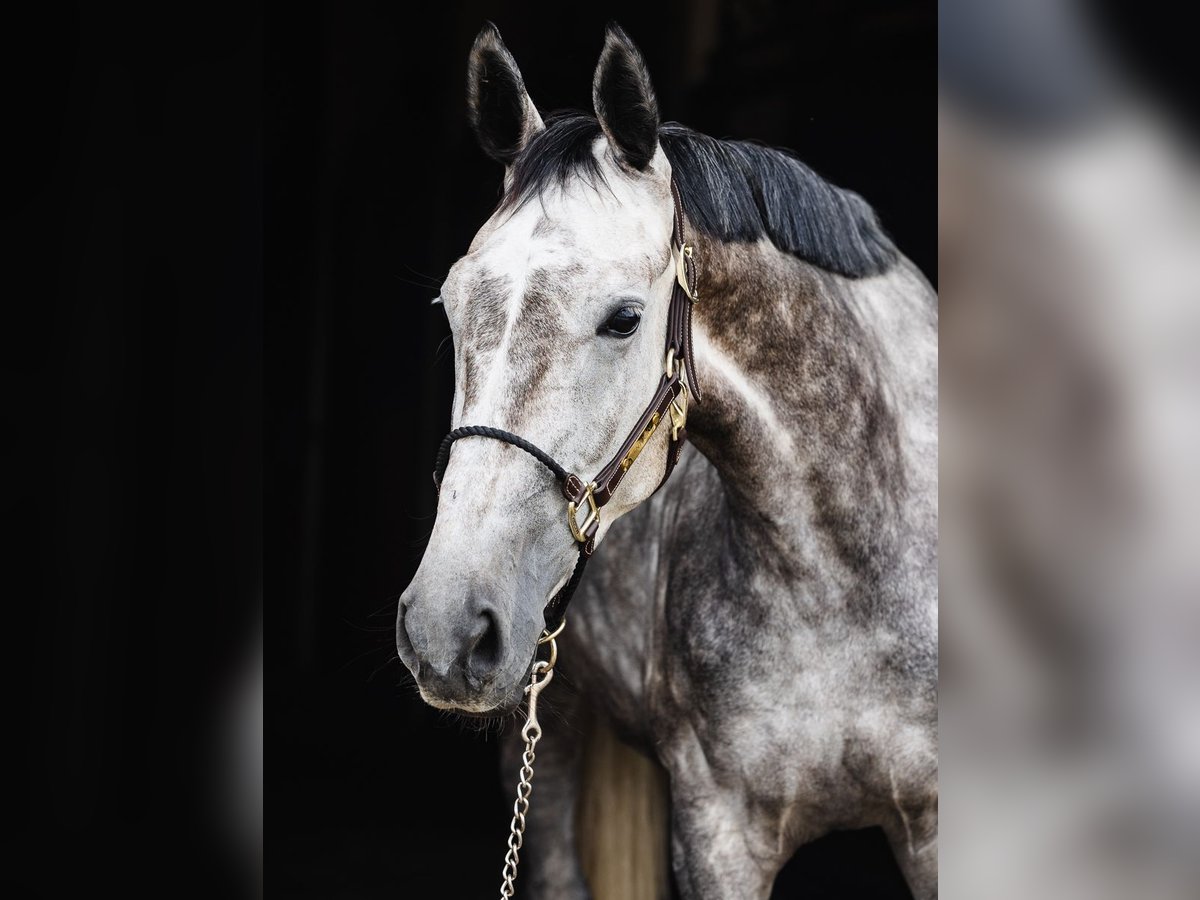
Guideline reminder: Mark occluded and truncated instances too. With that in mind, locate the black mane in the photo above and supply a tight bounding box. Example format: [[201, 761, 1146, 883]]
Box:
[[503, 113, 896, 278]]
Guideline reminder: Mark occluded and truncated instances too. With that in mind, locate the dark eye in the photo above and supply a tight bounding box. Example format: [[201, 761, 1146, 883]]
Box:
[[601, 306, 641, 338]]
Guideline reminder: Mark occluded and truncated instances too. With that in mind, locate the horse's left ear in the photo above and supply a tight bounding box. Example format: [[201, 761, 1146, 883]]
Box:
[[592, 24, 660, 171], [467, 23, 545, 166]]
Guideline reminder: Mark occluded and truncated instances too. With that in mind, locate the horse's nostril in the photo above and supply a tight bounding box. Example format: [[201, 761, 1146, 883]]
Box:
[[396, 601, 419, 672], [467, 609, 502, 680]]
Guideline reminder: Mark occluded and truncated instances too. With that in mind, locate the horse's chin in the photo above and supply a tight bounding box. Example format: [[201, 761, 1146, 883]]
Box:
[[444, 704, 517, 722], [417, 679, 525, 718]]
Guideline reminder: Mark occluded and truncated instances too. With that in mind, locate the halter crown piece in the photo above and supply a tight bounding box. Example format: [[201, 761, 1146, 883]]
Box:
[[432, 178, 701, 634]]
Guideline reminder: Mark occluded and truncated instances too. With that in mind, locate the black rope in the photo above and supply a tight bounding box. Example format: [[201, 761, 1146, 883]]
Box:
[[543, 544, 590, 632], [432, 424, 588, 632], [433, 426, 568, 488]]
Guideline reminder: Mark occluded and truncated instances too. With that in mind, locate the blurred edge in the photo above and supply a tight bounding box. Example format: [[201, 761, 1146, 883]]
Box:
[[940, 0, 1200, 897]]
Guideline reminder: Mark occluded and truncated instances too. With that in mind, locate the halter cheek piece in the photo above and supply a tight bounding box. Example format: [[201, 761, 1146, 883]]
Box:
[[431, 179, 702, 633]]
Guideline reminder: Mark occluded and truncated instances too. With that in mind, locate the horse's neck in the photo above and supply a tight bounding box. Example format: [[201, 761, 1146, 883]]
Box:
[[685, 237, 938, 595], [569, 239, 936, 730]]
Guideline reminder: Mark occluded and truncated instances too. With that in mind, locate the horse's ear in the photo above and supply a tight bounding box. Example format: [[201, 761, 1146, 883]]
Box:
[[467, 23, 544, 166], [592, 24, 660, 171]]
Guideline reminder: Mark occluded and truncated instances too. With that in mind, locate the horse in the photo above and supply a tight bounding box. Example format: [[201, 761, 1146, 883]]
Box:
[[395, 23, 938, 900]]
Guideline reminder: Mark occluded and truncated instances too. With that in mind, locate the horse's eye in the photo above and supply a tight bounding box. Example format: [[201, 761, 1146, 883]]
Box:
[[601, 306, 641, 338]]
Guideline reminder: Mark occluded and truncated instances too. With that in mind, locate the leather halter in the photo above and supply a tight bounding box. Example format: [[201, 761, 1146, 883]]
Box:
[[432, 178, 701, 632]]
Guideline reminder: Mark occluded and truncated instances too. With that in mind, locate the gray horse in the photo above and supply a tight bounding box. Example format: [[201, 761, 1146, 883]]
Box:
[[396, 24, 937, 900]]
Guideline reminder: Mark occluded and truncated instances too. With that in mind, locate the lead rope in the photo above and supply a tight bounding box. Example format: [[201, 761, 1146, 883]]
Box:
[[498, 619, 565, 899]]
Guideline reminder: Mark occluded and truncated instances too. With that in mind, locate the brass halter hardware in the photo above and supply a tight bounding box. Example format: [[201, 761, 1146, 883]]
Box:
[[621, 412, 662, 472], [566, 481, 599, 543], [670, 381, 689, 441], [663, 347, 690, 440], [674, 241, 698, 301], [536, 618, 565, 667]]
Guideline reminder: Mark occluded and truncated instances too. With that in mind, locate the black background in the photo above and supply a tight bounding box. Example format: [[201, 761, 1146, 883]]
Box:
[[269, 2, 930, 898], [3, 3, 262, 897], [1, 1, 931, 897]]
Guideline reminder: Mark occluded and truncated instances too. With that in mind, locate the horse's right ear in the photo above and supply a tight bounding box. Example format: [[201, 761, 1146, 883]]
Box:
[[467, 23, 544, 167]]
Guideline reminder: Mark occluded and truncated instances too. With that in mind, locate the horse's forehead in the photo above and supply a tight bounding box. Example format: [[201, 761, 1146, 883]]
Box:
[[455, 211, 669, 306], [472, 174, 672, 265]]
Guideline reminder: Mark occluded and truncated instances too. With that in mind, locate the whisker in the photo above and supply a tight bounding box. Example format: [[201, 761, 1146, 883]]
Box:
[[365, 596, 402, 618], [367, 654, 401, 684], [339, 641, 394, 673], [393, 263, 443, 289], [342, 617, 395, 635]]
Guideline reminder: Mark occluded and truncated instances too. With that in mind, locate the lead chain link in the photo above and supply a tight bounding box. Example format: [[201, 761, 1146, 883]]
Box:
[[498, 632, 559, 899], [499, 727, 540, 897]]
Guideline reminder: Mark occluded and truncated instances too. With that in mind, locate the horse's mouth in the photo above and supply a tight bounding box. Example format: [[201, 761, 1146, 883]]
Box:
[[446, 705, 516, 722], [409, 640, 541, 718], [416, 677, 527, 718]]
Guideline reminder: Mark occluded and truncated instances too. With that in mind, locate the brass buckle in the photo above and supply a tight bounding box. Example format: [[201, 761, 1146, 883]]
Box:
[[566, 481, 599, 543], [669, 381, 689, 441], [673, 242, 698, 302]]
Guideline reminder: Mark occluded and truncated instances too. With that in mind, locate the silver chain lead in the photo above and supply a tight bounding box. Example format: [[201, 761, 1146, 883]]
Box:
[[499, 625, 562, 899]]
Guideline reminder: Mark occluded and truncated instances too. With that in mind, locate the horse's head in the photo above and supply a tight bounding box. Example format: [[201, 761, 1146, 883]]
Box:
[[397, 25, 680, 712]]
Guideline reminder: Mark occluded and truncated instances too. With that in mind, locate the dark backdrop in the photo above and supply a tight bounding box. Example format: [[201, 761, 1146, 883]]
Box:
[[270, 2, 931, 897], [3, 3, 262, 897]]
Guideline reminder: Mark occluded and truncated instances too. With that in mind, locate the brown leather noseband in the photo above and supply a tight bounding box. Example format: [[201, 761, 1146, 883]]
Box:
[[432, 178, 701, 632]]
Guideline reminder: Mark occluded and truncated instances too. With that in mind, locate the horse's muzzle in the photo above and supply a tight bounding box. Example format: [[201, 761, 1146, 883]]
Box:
[[395, 588, 518, 712]]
